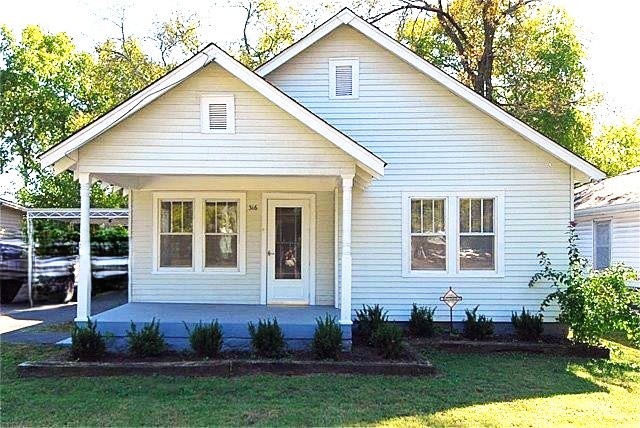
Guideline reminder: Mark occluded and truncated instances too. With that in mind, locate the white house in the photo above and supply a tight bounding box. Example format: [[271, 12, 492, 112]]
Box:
[[0, 198, 26, 239], [40, 9, 605, 347], [575, 168, 640, 287]]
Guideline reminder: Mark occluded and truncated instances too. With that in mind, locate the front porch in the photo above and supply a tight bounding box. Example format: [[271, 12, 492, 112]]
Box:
[[91, 303, 350, 350]]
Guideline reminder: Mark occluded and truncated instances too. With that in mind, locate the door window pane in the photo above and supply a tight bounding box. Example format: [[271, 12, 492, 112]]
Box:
[[275, 207, 302, 279]]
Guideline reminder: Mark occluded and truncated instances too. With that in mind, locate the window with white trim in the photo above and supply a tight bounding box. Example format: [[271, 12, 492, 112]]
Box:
[[159, 200, 193, 268], [459, 198, 495, 271], [410, 199, 446, 270], [200, 94, 235, 133], [329, 58, 359, 99], [204, 201, 239, 269], [593, 220, 611, 270]]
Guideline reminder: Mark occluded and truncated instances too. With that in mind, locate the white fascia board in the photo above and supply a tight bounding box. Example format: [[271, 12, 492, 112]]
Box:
[[40, 46, 217, 168], [211, 45, 385, 177], [258, 9, 605, 180]]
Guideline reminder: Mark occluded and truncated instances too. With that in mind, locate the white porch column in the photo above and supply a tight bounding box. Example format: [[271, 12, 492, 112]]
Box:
[[340, 174, 354, 325], [76, 172, 92, 321]]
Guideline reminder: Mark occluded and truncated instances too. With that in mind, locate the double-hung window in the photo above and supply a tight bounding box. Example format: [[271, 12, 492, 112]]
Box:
[[159, 200, 194, 268], [459, 198, 495, 271], [204, 201, 239, 269], [410, 199, 446, 271], [403, 192, 503, 277], [155, 193, 246, 273], [593, 220, 611, 270]]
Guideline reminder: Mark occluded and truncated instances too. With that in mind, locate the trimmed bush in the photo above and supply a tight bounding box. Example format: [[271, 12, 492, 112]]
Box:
[[354, 304, 388, 344], [71, 318, 106, 360], [372, 323, 404, 359], [511, 307, 544, 341], [462, 306, 494, 340], [248, 318, 285, 358], [127, 318, 166, 357], [408, 303, 436, 337], [312, 315, 343, 360], [185, 320, 224, 358]]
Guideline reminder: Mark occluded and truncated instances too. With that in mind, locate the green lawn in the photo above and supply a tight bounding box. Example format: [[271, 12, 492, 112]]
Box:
[[1, 339, 638, 427]]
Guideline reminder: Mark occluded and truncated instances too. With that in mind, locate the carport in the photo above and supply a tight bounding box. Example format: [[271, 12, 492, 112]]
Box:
[[26, 208, 129, 307]]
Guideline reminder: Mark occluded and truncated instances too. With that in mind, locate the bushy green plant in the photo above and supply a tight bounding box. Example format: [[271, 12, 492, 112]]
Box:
[[71, 318, 106, 360], [185, 320, 224, 358], [312, 315, 343, 360], [248, 318, 285, 358], [354, 304, 388, 344], [463, 306, 494, 340], [371, 323, 404, 359], [511, 307, 544, 341], [408, 303, 436, 337], [127, 318, 166, 357], [530, 223, 640, 346]]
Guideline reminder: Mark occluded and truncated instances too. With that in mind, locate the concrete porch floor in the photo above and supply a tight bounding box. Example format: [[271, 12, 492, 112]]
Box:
[[90, 302, 350, 350]]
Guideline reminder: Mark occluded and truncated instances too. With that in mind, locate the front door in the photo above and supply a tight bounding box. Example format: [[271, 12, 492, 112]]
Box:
[[266, 199, 310, 304]]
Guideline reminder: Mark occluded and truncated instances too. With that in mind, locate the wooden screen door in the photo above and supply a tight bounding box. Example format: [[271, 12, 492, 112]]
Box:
[[266, 199, 311, 304]]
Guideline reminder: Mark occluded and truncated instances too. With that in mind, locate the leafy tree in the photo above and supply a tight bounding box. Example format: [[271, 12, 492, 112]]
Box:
[[375, 0, 593, 153], [584, 119, 640, 176], [234, 0, 327, 68]]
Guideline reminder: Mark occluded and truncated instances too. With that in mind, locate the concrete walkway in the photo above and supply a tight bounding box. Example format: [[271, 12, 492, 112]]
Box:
[[0, 290, 127, 345]]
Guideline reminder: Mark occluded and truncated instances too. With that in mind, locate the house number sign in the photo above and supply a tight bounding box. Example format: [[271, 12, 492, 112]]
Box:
[[248, 204, 258, 211], [439, 287, 463, 334]]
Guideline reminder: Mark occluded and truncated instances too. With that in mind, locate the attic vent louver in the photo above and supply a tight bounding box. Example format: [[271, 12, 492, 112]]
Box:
[[329, 58, 359, 99], [335, 65, 353, 97], [200, 94, 235, 133], [208, 103, 227, 130]]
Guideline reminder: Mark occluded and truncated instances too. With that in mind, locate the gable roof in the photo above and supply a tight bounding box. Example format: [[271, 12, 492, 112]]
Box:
[[574, 168, 640, 216], [40, 43, 386, 178], [256, 8, 605, 181]]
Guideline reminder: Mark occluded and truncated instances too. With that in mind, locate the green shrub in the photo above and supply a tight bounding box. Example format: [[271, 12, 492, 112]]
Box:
[[127, 318, 166, 357], [511, 307, 544, 341], [462, 306, 494, 340], [354, 304, 388, 344], [71, 318, 106, 360], [248, 318, 285, 358], [408, 303, 436, 337], [530, 223, 640, 346], [371, 323, 404, 359], [185, 320, 224, 358], [312, 315, 343, 360]]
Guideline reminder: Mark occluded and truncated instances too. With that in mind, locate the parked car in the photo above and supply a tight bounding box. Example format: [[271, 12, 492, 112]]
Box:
[[0, 239, 28, 303], [1, 242, 128, 304]]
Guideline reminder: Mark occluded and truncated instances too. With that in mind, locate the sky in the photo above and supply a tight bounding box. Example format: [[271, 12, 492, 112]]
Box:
[[1, 0, 639, 200]]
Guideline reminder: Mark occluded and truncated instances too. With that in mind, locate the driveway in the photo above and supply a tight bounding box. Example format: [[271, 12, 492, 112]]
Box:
[[0, 290, 127, 344]]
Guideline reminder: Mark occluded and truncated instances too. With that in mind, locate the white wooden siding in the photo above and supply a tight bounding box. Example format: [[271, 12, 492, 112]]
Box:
[[77, 64, 355, 177], [576, 211, 640, 287], [267, 25, 573, 322], [0, 205, 24, 238], [130, 185, 335, 305]]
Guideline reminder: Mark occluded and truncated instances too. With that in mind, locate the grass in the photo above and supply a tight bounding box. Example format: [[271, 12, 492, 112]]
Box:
[[1, 338, 638, 427], [25, 321, 75, 333]]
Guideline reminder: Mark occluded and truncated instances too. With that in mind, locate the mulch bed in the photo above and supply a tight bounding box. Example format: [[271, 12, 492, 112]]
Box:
[[17, 343, 437, 378], [409, 336, 610, 358]]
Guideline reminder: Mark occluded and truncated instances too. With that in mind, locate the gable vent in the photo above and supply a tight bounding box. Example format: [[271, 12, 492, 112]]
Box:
[[329, 58, 359, 99], [208, 103, 228, 130], [335, 65, 353, 97]]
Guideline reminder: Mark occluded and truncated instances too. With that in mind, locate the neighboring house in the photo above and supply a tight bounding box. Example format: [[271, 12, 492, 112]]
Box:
[[39, 9, 604, 347], [575, 168, 640, 287], [0, 198, 26, 239]]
